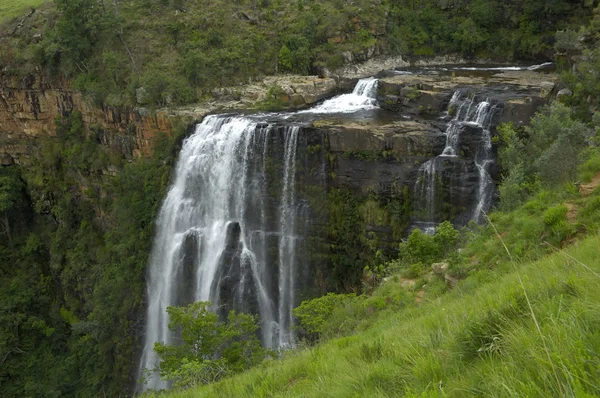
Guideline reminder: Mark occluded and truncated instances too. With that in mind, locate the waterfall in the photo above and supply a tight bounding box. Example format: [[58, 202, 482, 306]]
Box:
[[137, 116, 303, 391], [413, 91, 501, 232], [136, 74, 507, 391], [472, 101, 499, 222], [300, 77, 379, 114]]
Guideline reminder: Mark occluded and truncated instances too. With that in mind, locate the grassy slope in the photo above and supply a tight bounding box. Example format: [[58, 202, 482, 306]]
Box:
[[164, 233, 600, 397], [0, 0, 46, 21]]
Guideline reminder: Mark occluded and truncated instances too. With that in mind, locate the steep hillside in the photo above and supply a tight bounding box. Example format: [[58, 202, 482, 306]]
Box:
[[168, 232, 600, 397]]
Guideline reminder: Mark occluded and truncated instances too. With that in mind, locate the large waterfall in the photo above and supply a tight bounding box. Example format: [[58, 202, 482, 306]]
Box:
[[138, 116, 308, 390], [137, 75, 508, 391], [137, 78, 380, 391], [413, 91, 501, 232]]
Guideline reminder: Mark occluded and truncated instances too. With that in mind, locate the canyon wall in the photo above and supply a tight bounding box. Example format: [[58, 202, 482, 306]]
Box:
[[0, 73, 173, 164]]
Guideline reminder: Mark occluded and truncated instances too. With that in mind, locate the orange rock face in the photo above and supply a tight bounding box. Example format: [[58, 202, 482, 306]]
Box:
[[0, 73, 173, 164]]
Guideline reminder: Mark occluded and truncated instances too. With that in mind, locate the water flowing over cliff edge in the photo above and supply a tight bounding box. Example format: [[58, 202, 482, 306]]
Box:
[[137, 80, 383, 390], [137, 65, 555, 391]]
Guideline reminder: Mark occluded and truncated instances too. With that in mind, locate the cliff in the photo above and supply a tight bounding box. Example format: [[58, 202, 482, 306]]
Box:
[[0, 73, 174, 164]]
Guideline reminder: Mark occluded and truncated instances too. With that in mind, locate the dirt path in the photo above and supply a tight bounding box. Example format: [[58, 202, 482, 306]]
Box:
[[580, 173, 600, 196], [566, 203, 579, 223]]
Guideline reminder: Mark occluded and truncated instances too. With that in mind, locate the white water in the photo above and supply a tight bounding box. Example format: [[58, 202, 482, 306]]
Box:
[[138, 116, 302, 391], [138, 77, 384, 392], [414, 91, 499, 231], [395, 62, 553, 75], [472, 101, 497, 222], [138, 76, 505, 390], [300, 77, 379, 114]]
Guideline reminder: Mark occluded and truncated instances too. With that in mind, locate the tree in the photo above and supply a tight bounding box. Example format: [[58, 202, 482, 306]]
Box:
[[278, 44, 293, 72], [0, 171, 23, 243], [52, 0, 118, 74], [497, 102, 594, 209], [152, 302, 267, 390]]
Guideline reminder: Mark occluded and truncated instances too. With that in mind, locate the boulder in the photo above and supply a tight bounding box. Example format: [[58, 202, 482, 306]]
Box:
[[431, 262, 449, 274], [557, 88, 573, 100], [539, 81, 556, 98]]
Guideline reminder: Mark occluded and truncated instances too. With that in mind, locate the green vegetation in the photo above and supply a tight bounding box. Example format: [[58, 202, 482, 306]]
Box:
[[2, 1, 598, 108], [0, 0, 46, 21], [166, 233, 600, 397], [158, 38, 600, 394], [1, 1, 600, 396], [149, 302, 267, 390], [159, 95, 600, 393], [0, 112, 184, 396]]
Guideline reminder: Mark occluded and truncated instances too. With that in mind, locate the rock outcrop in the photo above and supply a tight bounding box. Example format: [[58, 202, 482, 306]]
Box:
[[0, 73, 173, 164], [312, 119, 445, 196], [210, 75, 337, 109], [376, 69, 558, 126]]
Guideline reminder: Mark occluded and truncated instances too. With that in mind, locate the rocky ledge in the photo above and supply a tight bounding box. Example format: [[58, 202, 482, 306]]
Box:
[[308, 119, 445, 196], [376, 69, 559, 126], [208, 75, 337, 110]]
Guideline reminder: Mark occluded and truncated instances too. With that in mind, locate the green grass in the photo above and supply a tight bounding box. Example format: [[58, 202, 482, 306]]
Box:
[[0, 0, 46, 21], [158, 233, 600, 398]]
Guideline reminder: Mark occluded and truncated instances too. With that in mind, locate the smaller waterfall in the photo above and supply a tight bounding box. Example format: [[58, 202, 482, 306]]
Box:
[[301, 78, 379, 114], [413, 91, 501, 232], [472, 101, 499, 222]]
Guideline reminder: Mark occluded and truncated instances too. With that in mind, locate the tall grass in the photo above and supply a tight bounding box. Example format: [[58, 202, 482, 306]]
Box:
[[0, 0, 46, 21], [158, 234, 600, 398]]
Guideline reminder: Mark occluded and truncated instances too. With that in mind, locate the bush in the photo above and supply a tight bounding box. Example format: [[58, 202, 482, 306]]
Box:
[[497, 103, 593, 208], [579, 149, 600, 182], [141, 66, 197, 107], [294, 293, 359, 343], [255, 85, 288, 111], [398, 221, 459, 276], [152, 302, 267, 390]]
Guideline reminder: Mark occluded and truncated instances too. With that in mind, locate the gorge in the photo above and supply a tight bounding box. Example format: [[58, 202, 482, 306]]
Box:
[[136, 65, 554, 391]]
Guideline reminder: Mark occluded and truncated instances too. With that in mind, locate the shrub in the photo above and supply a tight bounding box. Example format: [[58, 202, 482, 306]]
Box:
[[543, 204, 568, 227], [255, 85, 288, 111], [398, 221, 459, 276], [293, 293, 359, 343], [152, 302, 267, 389], [579, 149, 600, 182]]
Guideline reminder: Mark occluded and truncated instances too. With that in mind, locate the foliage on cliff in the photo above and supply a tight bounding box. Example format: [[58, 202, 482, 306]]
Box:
[[1, 0, 597, 108], [0, 112, 184, 396]]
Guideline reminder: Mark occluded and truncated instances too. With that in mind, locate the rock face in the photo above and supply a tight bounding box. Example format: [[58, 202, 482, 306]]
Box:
[[377, 70, 558, 126], [0, 73, 173, 164], [0, 73, 339, 164], [208, 75, 337, 109], [0, 59, 557, 165], [314, 120, 445, 195]]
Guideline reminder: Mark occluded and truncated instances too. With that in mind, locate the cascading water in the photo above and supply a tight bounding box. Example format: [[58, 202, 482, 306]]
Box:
[[300, 77, 379, 114], [412, 91, 501, 232], [138, 78, 380, 392], [137, 74, 506, 391], [137, 116, 304, 391], [472, 101, 499, 222]]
